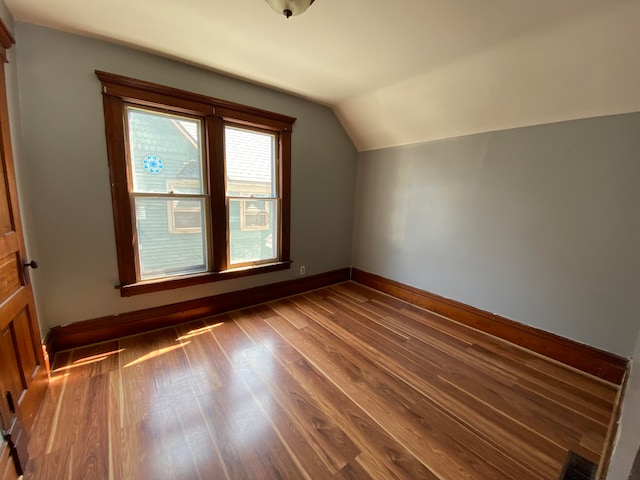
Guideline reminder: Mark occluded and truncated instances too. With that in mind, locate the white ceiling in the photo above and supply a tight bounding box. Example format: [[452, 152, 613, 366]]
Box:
[[6, 0, 640, 151]]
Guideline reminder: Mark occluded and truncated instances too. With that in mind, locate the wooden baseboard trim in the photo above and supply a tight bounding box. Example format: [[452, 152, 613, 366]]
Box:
[[351, 268, 627, 385], [47, 268, 350, 356]]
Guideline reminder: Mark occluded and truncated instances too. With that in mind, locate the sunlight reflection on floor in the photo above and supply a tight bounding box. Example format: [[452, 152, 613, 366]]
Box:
[[123, 342, 191, 368], [175, 322, 224, 342], [52, 348, 126, 374]]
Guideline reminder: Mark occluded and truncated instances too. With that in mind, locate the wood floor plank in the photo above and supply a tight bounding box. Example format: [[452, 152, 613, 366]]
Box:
[[23, 448, 72, 480], [242, 305, 441, 480], [467, 345, 615, 417], [355, 285, 616, 401], [107, 368, 124, 480], [198, 316, 321, 479], [218, 312, 356, 476], [45, 371, 91, 456], [70, 373, 110, 480], [265, 303, 535, 480], [26, 367, 70, 458], [334, 458, 376, 480], [298, 290, 567, 478], [25, 282, 619, 480]]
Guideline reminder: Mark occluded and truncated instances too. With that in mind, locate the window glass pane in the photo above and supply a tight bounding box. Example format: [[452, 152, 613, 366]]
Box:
[[228, 198, 277, 266], [127, 108, 204, 194], [225, 126, 276, 197], [166, 179, 201, 195], [171, 199, 202, 231], [135, 197, 207, 279]]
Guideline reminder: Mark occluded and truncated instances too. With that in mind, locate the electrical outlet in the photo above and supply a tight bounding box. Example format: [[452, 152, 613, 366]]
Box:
[[299, 265, 306, 275]]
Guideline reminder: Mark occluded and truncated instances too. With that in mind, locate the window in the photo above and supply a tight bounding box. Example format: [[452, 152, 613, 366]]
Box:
[[97, 71, 294, 296]]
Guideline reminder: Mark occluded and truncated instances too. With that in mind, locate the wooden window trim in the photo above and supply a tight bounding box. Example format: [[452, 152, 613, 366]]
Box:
[[97, 71, 295, 296], [118, 261, 292, 297], [96, 71, 296, 130]]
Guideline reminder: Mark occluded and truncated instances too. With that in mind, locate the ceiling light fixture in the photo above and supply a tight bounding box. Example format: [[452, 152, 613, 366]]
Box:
[[265, 0, 316, 18]]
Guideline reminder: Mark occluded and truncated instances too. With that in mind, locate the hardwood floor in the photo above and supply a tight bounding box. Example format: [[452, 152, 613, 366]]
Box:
[[24, 282, 618, 479]]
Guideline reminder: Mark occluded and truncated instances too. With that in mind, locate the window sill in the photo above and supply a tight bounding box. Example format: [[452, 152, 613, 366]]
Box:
[[117, 261, 291, 297]]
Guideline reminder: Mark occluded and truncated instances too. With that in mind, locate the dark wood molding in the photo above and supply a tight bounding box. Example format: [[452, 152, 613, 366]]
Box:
[[279, 130, 292, 263], [351, 268, 628, 385], [101, 94, 136, 285], [47, 268, 350, 356], [0, 19, 14, 63], [208, 114, 227, 274], [118, 261, 292, 297], [95, 70, 296, 128]]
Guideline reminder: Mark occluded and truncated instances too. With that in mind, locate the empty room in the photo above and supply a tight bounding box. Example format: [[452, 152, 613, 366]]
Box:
[[0, 0, 639, 479]]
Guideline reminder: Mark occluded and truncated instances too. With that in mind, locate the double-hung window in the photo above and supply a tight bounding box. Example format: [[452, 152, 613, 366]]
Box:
[[97, 72, 294, 296]]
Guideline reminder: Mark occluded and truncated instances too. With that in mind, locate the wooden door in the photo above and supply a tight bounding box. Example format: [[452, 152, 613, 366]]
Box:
[[0, 19, 48, 477]]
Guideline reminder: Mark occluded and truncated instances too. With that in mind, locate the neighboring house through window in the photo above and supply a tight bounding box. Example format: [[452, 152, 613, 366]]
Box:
[[97, 71, 294, 296]]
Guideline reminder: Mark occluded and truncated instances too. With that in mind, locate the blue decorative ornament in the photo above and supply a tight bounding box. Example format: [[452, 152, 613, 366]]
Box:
[[143, 154, 164, 174]]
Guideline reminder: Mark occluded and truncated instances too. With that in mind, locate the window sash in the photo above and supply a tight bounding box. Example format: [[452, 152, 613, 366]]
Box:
[[125, 104, 210, 281], [224, 124, 278, 198], [131, 194, 210, 280], [125, 106, 207, 196], [226, 197, 280, 268]]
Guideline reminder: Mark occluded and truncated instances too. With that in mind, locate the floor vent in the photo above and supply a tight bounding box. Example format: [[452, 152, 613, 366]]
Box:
[[560, 451, 598, 480]]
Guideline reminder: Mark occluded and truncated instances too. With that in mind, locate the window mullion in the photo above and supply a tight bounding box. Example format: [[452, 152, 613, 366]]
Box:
[[207, 115, 227, 272]]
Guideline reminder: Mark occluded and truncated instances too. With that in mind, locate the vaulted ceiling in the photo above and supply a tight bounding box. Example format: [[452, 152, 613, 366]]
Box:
[[6, 0, 640, 151]]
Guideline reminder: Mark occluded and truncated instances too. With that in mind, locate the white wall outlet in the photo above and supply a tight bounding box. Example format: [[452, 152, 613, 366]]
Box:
[[299, 265, 306, 275]]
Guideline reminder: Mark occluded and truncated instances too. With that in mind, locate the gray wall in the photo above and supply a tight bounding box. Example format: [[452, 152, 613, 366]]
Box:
[[14, 23, 357, 329], [608, 325, 640, 479], [353, 114, 640, 357], [0, 0, 10, 31]]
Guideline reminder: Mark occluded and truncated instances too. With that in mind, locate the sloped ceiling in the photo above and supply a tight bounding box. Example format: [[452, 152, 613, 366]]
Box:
[[6, 0, 640, 151]]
